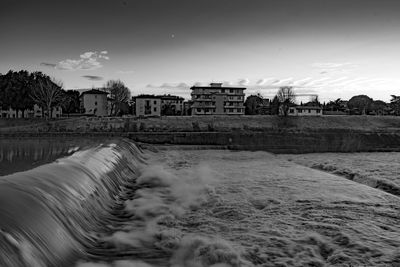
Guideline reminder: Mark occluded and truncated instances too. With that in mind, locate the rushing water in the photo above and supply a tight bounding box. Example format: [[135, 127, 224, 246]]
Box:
[[1, 139, 400, 267]]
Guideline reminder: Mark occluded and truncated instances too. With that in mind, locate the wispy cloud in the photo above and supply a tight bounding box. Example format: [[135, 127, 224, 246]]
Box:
[[55, 51, 110, 71], [82, 75, 103, 81], [312, 62, 359, 75], [145, 76, 395, 101]]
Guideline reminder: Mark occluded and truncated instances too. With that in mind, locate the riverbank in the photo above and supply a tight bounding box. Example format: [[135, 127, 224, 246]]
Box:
[[2, 116, 400, 153]]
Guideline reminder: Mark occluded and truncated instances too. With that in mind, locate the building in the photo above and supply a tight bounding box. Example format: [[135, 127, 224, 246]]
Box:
[[190, 83, 246, 115], [158, 94, 185, 115], [288, 105, 323, 116], [79, 89, 108, 116], [134, 95, 161, 117], [0, 104, 62, 118]]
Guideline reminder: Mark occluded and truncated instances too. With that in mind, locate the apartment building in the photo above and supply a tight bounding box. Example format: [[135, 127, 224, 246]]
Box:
[[190, 83, 246, 115], [134, 95, 161, 117]]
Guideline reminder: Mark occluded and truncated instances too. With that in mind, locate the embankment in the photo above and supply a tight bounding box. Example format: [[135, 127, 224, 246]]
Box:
[[2, 115, 400, 153]]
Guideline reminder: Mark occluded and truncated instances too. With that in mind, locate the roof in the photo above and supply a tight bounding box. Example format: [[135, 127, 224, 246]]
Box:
[[190, 85, 246, 90], [80, 89, 108, 96], [158, 94, 185, 100], [134, 94, 161, 99], [294, 105, 322, 110]]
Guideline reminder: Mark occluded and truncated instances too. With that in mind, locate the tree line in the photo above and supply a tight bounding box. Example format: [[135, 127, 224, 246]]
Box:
[[0, 70, 131, 118], [245, 86, 400, 116]]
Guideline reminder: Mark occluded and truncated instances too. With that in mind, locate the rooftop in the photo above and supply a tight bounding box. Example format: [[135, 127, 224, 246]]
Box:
[[80, 89, 108, 96]]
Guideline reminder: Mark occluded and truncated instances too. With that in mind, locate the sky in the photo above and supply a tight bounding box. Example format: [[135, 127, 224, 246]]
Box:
[[1, 0, 400, 102]]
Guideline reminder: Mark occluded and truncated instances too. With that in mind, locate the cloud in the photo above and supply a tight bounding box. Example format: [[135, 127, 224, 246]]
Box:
[[56, 51, 110, 71], [40, 62, 57, 67], [312, 62, 359, 75], [82, 75, 103, 81]]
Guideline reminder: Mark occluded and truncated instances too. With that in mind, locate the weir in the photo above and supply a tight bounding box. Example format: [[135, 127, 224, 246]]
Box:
[[0, 139, 146, 267]]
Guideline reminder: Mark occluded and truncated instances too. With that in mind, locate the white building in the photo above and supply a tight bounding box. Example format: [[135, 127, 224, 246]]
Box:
[[288, 106, 323, 116], [79, 89, 109, 116], [134, 95, 161, 117], [190, 83, 246, 115], [0, 105, 62, 118]]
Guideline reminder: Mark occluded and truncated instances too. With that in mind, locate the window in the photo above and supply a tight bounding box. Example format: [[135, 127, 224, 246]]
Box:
[[221, 89, 225, 93], [205, 108, 209, 112], [289, 109, 294, 113], [154, 100, 157, 104], [95, 101, 97, 106], [197, 108, 201, 112], [237, 108, 241, 112], [230, 89, 233, 93], [154, 107, 157, 112], [317, 110, 320, 113], [298, 109, 302, 113], [308, 109, 311, 113]]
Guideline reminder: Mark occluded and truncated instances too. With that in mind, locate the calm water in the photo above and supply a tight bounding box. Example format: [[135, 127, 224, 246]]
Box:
[[1, 138, 400, 267]]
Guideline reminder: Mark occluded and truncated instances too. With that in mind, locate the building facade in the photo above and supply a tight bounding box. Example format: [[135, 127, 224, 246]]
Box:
[[80, 89, 109, 116], [0, 105, 62, 118], [159, 94, 185, 115], [190, 83, 246, 115], [134, 95, 161, 117], [288, 106, 323, 116]]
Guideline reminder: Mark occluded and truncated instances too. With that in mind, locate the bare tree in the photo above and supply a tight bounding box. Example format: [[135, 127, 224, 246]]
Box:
[[31, 72, 64, 119], [104, 79, 131, 116], [276, 86, 296, 116]]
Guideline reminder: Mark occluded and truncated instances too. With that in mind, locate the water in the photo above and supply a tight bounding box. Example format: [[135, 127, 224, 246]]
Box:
[[1, 139, 400, 266]]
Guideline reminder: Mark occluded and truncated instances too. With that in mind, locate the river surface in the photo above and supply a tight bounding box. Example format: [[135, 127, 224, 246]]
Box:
[[1, 138, 400, 267]]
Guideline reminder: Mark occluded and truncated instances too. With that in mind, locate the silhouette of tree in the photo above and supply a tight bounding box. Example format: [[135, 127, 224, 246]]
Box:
[[390, 95, 400, 116], [61, 90, 81, 115], [0, 70, 35, 117], [104, 79, 131, 116], [276, 86, 296, 116], [347, 95, 373, 115], [30, 72, 64, 119], [245, 94, 263, 115], [370, 100, 387, 115]]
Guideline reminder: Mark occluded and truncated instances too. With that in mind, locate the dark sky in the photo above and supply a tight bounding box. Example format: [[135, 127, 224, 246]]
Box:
[[1, 0, 400, 101]]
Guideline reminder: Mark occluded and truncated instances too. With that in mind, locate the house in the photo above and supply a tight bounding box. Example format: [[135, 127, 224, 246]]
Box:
[[158, 94, 185, 115], [134, 95, 161, 117], [288, 105, 323, 116], [190, 83, 246, 115], [79, 89, 108, 116]]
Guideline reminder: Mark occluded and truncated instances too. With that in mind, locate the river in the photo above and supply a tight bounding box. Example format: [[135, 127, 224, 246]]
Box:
[[1, 138, 399, 267]]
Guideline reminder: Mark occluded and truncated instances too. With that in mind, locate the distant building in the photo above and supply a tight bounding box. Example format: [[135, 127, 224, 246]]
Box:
[[158, 94, 185, 115], [0, 104, 62, 118], [134, 95, 161, 117], [288, 105, 323, 116], [190, 83, 246, 115], [183, 100, 194, 116], [79, 89, 108, 116]]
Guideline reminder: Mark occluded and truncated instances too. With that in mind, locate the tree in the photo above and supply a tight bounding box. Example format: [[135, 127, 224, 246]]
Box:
[[390, 95, 400, 116], [270, 96, 280, 115], [370, 100, 387, 115], [276, 86, 296, 116], [244, 94, 263, 115], [326, 98, 346, 111], [61, 89, 81, 115], [104, 80, 131, 116], [30, 72, 64, 119], [0, 70, 35, 117], [347, 95, 373, 115]]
